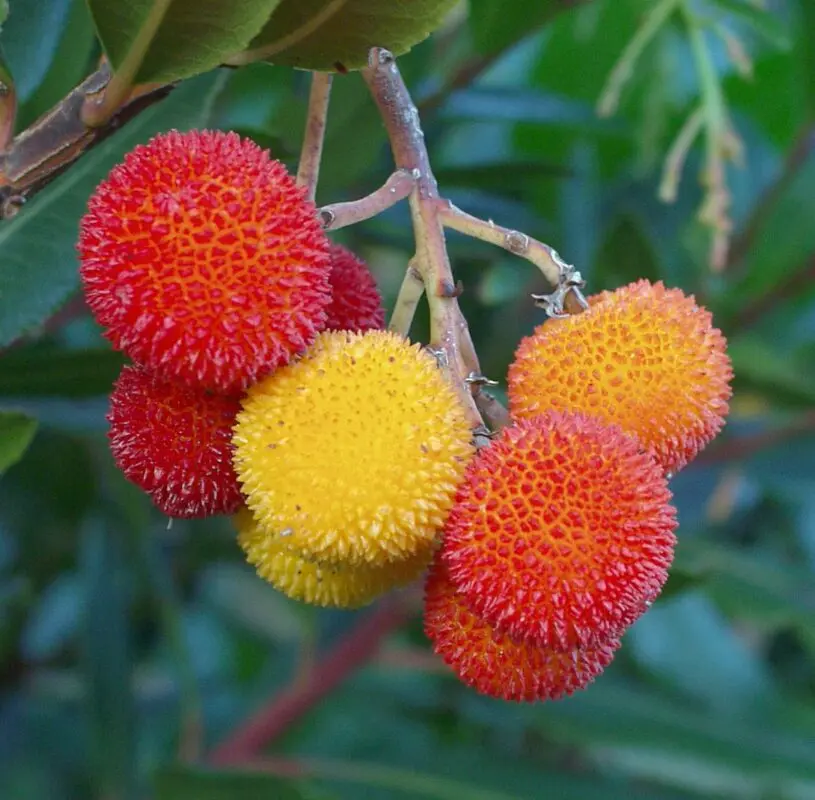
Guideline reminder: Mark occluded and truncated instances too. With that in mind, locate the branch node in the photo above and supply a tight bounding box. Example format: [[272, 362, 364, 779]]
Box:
[[505, 230, 529, 255], [464, 372, 498, 387], [1, 193, 25, 219], [438, 278, 463, 298]]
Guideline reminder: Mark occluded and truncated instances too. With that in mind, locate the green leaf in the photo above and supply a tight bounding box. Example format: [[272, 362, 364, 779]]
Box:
[[0, 70, 224, 347], [734, 158, 815, 306], [80, 516, 136, 798], [0, 409, 36, 474], [627, 590, 774, 710], [20, 572, 83, 661], [0, 0, 73, 99], [712, 0, 792, 50], [592, 215, 661, 290], [155, 767, 310, 800], [534, 684, 815, 796], [16, 0, 97, 130], [87, 0, 283, 84], [468, 0, 588, 56], [729, 336, 815, 408], [241, 0, 459, 72], [795, 0, 815, 115], [0, 347, 125, 397], [672, 537, 815, 645]]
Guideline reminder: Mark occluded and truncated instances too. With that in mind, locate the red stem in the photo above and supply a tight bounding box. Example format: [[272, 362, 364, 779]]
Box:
[[208, 597, 412, 765]]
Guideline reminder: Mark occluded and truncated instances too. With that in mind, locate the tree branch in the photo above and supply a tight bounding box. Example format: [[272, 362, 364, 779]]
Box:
[[730, 255, 815, 330], [361, 49, 486, 433], [0, 66, 174, 218], [727, 122, 815, 270]]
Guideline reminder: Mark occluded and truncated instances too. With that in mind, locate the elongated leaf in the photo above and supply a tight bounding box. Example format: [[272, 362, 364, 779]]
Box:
[[0, 347, 125, 397], [442, 87, 623, 130], [0, 409, 36, 473], [88, 0, 283, 84], [468, 0, 589, 55], [80, 516, 135, 798], [155, 768, 310, 800], [0, 70, 224, 347], [712, 0, 792, 49], [672, 537, 815, 644], [16, 0, 97, 130], [242, 0, 459, 71], [535, 684, 815, 794]]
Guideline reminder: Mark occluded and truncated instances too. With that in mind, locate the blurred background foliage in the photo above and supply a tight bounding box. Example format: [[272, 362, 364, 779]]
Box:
[[1, 0, 815, 798]]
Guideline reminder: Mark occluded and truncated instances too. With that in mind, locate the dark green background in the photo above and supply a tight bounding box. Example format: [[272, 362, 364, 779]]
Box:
[[1, 1, 814, 797]]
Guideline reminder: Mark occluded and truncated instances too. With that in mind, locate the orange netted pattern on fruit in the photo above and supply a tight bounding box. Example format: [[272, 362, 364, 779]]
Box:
[[79, 130, 331, 393], [441, 411, 677, 651], [508, 280, 732, 473], [324, 243, 386, 332], [424, 561, 619, 701], [107, 365, 243, 518]]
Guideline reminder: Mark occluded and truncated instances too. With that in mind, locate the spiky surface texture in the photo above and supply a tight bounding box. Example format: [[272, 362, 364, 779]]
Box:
[[325, 243, 386, 332], [108, 365, 243, 518], [441, 411, 677, 651], [424, 562, 619, 701], [233, 330, 474, 566], [235, 508, 431, 608], [508, 280, 732, 473], [79, 130, 331, 393]]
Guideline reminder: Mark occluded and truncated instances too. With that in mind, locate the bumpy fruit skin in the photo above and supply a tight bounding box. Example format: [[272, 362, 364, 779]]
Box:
[[441, 411, 677, 651], [78, 129, 332, 394], [325, 243, 386, 332], [508, 280, 732, 473], [424, 561, 620, 701], [233, 330, 474, 566], [107, 365, 243, 518], [235, 508, 431, 608]]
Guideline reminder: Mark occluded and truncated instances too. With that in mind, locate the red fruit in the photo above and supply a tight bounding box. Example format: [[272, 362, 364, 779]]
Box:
[[107, 365, 243, 518], [424, 561, 620, 702], [324, 243, 386, 332], [79, 130, 332, 393], [441, 411, 677, 651]]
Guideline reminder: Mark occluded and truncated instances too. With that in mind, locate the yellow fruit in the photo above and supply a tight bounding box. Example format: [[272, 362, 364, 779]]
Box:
[[233, 330, 474, 565], [234, 508, 431, 608]]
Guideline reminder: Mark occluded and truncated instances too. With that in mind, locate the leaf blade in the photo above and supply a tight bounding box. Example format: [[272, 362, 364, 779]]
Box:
[[0, 408, 36, 474], [88, 0, 283, 83]]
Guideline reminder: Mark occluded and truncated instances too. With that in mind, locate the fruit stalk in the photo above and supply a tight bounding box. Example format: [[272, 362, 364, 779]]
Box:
[[388, 259, 424, 335], [318, 168, 416, 230], [436, 198, 573, 294], [361, 48, 485, 431], [296, 72, 334, 201]]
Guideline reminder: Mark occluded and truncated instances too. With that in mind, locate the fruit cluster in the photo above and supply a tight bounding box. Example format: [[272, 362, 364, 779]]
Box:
[[78, 128, 732, 704], [426, 281, 732, 700]]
